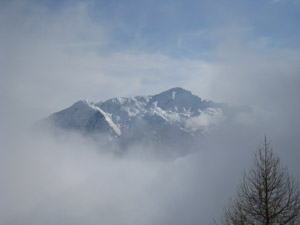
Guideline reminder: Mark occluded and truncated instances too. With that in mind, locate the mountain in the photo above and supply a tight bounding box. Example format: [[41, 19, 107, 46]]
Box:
[[38, 87, 233, 156], [46, 100, 121, 137]]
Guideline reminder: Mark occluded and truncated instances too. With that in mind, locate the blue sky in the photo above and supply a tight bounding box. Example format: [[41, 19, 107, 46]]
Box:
[[1, 0, 300, 122], [17, 0, 300, 58]]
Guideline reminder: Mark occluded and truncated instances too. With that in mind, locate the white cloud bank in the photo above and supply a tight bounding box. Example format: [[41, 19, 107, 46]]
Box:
[[0, 123, 260, 225], [1, 1, 300, 224]]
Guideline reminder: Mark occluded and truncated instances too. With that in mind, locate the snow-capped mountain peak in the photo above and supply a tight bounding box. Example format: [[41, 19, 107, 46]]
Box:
[[39, 88, 231, 152], [47, 99, 121, 136]]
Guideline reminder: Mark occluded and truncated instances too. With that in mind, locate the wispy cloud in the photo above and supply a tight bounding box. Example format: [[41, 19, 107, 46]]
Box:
[[1, 1, 300, 126]]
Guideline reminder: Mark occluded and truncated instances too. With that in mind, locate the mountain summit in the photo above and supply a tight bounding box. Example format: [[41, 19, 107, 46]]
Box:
[[38, 88, 230, 155]]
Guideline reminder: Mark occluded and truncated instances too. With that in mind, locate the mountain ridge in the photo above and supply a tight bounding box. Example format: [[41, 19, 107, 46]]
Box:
[[37, 87, 235, 155]]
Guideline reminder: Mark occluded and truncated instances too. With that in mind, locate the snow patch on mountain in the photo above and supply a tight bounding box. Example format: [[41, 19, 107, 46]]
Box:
[[44, 100, 121, 137], [39, 87, 234, 152]]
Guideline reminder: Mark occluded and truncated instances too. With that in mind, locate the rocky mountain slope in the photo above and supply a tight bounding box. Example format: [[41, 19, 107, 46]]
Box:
[[38, 87, 234, 155]]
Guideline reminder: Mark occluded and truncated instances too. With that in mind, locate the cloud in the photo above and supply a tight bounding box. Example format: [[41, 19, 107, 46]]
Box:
[[1, 1, 300, 224], [1, 1, 300, 123], [184, 108, 224, 133], [0, 1, 213, 127], [0, 120, 262, 225]]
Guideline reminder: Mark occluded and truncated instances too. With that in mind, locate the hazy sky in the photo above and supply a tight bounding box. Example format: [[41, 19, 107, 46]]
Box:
[[1, 0, 300, 224], [1, 0, 300, 123]]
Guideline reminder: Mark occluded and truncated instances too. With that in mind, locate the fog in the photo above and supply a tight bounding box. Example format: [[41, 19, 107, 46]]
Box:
[[1, 0, 300, 224], [0, 126, 237, 225], [1, 111, 299, 224]]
